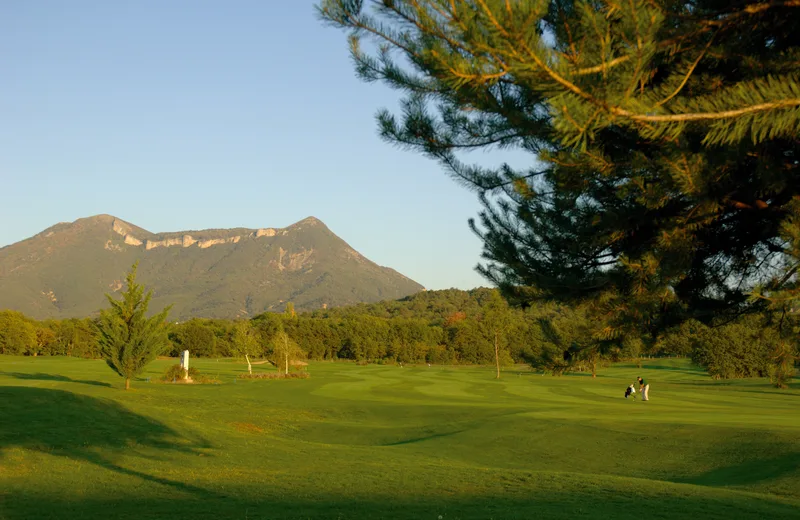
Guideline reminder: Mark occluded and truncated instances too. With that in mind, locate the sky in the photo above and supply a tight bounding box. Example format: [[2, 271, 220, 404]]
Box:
[[0, 1, 530, 290]]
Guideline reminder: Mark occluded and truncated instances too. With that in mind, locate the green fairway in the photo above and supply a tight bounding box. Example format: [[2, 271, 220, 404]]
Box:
[[1, 356, 798, 519]]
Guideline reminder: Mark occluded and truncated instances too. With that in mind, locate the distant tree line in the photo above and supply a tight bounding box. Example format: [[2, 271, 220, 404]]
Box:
[[0, 288, 796, 386]]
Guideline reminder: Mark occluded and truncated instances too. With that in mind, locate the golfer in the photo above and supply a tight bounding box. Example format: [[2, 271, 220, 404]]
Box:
[[637, 376, 650, 401]]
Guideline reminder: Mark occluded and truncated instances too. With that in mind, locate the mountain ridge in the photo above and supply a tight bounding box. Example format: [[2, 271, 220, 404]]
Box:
[[0, 214, 424, 320]]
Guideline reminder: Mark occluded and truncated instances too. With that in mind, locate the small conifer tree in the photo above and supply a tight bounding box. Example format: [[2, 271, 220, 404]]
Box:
[[95, 263, 171, 390]]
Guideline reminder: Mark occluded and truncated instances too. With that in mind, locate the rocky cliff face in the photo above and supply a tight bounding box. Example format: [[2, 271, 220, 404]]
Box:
[[0, 215, 424, 320], [111, 218, 284, 251]]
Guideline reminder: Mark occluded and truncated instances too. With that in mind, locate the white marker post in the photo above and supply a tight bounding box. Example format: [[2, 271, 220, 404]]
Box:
[[180, 350, 190, 381]]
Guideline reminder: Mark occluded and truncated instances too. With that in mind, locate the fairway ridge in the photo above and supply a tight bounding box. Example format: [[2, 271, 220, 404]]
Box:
[[1, 356, 798, 519]]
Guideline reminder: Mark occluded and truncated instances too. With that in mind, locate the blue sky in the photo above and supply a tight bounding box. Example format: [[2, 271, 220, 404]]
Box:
[[0, 1, 529, 290]]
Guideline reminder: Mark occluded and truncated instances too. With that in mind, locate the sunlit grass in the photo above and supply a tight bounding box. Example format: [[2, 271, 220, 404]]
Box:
[[1, 355, 798, 519]]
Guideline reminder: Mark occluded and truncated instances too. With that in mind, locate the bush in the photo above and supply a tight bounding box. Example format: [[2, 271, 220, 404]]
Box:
[[161, 364, 193, 381], [160, 364, 219, 384], [238, 372, 310, 380], [690, 319, 771, 379]]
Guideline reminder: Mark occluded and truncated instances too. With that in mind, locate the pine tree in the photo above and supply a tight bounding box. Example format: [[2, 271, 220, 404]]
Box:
[[769, 341, 798, 389], [95, 263, 171, 390], [531, 304, 600, 375], [319, 1, 800, 335]]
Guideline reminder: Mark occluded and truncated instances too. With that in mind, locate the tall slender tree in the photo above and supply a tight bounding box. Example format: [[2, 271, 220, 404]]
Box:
[[231, 320, 262, 375], [319, 0, 800, 336], [271, 324, 305, 376], [95, 263, 171, 390], [481, 290, 512, 379]]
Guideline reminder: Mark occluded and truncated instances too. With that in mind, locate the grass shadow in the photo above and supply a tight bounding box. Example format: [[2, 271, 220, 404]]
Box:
[[4, 487, 799, 520], [0, 371, 113, 387], [0, 386, 216, 496], [383, 429, 467, 446], [736, 389, 800, 396], [677, 452, 800, 488], [671, 380, 736, 386]]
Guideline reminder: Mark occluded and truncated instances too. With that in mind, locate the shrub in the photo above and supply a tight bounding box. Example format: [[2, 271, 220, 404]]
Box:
[[238, 372, 310, 380], [161, 364, 192, 381], [690, 320, 771, 379], [160, 364, 219, 384]]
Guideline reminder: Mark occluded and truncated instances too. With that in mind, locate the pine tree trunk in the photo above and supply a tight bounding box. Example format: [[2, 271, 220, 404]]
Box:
[[245, 354, 252, 375], [125, 377, 130, 390], [592, 360, 597, 378], [284, 335, 289, 376], [494, 331, 500, 380]]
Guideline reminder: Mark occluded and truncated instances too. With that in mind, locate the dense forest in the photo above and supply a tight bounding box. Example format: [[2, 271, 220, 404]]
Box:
[[0, 288, 796, 385]]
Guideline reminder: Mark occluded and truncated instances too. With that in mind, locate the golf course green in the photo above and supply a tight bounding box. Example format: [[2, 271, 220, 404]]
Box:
[[1, 356, 798, 519]]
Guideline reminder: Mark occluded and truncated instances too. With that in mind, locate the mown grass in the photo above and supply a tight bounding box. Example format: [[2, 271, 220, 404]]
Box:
[[1, 356, 798, 519]]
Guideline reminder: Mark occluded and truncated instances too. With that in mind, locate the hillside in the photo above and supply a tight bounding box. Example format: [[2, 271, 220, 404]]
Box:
[[0, 215, 424, 319]]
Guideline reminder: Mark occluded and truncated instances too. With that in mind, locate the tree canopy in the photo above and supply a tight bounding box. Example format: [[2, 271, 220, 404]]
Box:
[[2, 286, 795, 385], [318, 0, 800, 336]]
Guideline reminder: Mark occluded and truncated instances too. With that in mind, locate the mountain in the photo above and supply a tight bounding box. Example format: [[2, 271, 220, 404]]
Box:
[[0, 215, 424, 320]]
